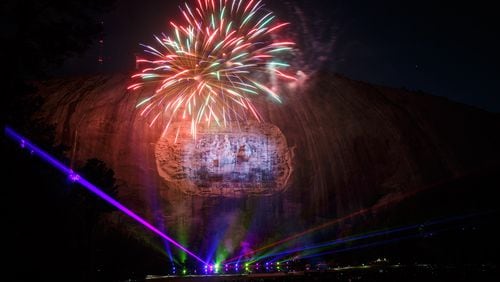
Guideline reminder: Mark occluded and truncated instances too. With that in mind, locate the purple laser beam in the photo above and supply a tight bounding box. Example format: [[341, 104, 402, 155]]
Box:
[[5, 126, 207, 265]]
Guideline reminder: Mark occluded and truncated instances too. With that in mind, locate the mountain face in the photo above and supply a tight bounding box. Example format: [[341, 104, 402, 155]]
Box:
[[34, 72, 500, 253]]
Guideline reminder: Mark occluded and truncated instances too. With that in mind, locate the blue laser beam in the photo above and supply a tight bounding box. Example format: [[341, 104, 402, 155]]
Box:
[[5, 126, 207, 265]]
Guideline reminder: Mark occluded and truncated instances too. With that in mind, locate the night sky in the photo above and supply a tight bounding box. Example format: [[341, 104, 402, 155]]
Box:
[[59, 0, 500, 112]]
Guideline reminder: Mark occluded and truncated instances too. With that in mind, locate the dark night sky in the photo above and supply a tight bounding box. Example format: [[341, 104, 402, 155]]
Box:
[[59, 0, 500, 112]]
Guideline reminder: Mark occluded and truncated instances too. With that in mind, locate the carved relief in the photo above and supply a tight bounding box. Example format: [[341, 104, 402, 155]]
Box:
[[155, 122, 292, 197]]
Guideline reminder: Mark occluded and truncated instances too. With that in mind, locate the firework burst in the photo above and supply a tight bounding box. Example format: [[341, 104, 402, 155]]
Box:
[[128, 0, 296, 137]]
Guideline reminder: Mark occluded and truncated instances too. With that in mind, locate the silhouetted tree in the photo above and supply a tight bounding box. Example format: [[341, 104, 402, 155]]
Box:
[[1, 0, 116, 129], [2, 0, 115, 78], [66, 158, 118, 281], [74, 158, 118, 214], [1, 1, 117, 280]]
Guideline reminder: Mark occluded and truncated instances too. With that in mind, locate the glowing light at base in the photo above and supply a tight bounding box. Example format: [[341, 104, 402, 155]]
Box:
[[4, 126, 207, 265], [128, 0, 296, 137], [241, 213, 486, 264], [223, 175, 475, 264]]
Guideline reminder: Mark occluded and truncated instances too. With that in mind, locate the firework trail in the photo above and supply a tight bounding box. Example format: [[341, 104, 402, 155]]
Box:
[[278, 0, 337, 74], [128, 0, 296, 137]]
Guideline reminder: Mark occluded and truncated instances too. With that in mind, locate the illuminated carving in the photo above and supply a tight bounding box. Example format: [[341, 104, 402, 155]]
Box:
[[155, 122, 292, 197]]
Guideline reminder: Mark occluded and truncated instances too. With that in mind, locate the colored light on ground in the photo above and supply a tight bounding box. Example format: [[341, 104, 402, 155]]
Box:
[[4, 126, 207, 265], [225, 182, 480, 264]]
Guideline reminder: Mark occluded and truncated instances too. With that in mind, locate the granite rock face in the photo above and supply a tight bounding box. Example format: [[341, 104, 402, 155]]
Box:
[[35, 72, 500, 248]]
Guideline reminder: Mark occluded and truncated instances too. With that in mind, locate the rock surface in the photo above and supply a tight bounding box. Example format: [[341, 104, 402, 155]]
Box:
[[34, 72, 500, 251]]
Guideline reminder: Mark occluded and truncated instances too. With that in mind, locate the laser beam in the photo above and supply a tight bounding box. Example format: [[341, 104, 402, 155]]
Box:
[[249, 213, 485, 263], [5, 126, 207, 265], [225, 170, 482, 263]]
